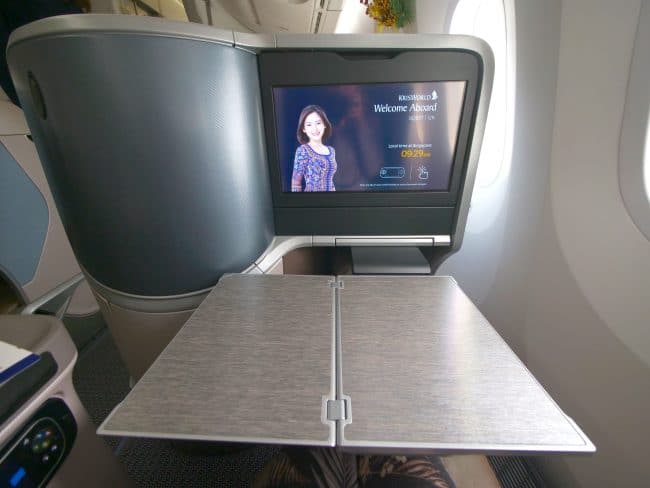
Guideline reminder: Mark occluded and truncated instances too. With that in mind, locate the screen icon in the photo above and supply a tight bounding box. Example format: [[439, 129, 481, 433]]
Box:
[[379, 167, 406, 179], [417, 165, 429, 180]]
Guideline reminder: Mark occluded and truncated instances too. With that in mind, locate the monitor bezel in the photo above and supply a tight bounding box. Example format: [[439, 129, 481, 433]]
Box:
[[259, 49, 482, 211]]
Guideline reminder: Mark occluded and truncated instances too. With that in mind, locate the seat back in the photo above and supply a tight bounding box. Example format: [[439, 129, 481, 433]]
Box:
[[8, 16, 275, 379]]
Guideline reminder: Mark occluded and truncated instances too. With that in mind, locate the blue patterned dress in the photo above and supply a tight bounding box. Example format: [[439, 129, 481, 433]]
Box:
[[291, 144, 337, 192]]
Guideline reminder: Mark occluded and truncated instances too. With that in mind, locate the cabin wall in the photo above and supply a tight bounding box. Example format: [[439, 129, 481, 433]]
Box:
[[439, 0, 562, 357], [525, 0, 650, 486], [441, 0, 650, 485]]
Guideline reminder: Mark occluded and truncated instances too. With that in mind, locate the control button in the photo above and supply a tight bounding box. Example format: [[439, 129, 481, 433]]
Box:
[[44, 429, 53, 438], [42, 454, 50, 463], [42, 439, 51, 450], [10, 467, 26, 487], [22, 437, 31, 447], [50, 444, 59, 453]]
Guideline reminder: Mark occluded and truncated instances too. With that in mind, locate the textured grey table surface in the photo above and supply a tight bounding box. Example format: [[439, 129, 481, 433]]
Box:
[[99, 274, 336, 445], [100, 274, 593, 454], [338, 275, 593, 453]]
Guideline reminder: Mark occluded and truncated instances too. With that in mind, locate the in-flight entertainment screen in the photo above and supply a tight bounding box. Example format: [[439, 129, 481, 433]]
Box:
[[272, 81, 467, 193]]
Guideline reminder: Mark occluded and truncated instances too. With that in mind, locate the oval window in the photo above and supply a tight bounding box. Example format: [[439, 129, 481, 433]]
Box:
[[449, 0, 515, 189], [619, 0, 650, 241]]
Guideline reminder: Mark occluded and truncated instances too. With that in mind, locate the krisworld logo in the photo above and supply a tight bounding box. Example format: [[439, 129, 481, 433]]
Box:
[[398, 90, 439, 102]]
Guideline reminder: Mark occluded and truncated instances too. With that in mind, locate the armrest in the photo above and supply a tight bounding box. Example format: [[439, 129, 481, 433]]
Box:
[[19, 274, 84, 318]]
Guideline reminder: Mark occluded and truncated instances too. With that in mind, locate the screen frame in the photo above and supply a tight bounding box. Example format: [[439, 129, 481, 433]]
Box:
[[259, 49, 482, 210]]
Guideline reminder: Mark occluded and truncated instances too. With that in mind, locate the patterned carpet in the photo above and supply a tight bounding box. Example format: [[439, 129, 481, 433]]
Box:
[[72, 328, 279, 487]]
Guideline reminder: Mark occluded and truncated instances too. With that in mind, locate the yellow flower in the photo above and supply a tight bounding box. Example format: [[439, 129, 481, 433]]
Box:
[[366, 0, 409, 28]]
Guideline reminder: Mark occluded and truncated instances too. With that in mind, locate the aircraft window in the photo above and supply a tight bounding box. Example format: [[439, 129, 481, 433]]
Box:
[[619, 0, 650, 241], [449, 0, 515, 190]]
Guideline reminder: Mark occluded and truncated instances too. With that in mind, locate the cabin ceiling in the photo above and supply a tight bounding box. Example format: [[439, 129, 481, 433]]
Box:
[[182, 0, 463, 35], [183, 0, 387, 34], [219, 0, 342, 33]]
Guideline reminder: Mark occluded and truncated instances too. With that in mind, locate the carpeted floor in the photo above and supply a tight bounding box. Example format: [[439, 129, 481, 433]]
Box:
[[488, 456, 547, 488], [72, 328, 279, 487]]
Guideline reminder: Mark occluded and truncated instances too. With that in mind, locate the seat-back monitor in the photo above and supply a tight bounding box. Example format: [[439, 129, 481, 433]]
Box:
[[260, 49, 487, 237], [273, 81, 467, 194]]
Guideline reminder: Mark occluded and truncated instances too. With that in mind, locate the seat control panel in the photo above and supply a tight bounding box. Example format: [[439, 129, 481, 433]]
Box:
[[0, 399, 76, 487]]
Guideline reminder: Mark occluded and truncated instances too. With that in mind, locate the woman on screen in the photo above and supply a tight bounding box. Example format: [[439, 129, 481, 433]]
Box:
[[291, 105, 337, 192]]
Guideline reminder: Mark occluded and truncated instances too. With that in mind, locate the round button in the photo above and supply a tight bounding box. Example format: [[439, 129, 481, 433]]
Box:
[[50, 444, 59, 453], [42, 454, 50, 463], [22, 438, 31, 448]]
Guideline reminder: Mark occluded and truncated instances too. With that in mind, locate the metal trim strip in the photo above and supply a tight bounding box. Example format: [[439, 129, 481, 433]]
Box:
[[82, 267, 211, 313], [335, 237, 434, 247]]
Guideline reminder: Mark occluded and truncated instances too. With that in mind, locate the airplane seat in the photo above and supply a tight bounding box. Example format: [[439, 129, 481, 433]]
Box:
[[0, 267, 26, 314], [6, 17, 275, 380], [0, 276, 133, 487]]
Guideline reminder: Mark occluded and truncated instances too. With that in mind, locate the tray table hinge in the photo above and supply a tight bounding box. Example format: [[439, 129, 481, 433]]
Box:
[[326, 398, 349, 421], [329, 279, 345, 289]]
